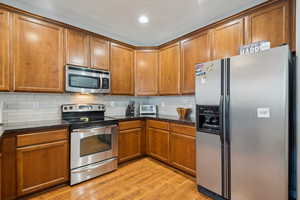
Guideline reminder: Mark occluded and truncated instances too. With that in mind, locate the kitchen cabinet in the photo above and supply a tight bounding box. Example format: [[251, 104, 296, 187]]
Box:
[[12, 14, 64, 92], [119, 128, 142, 163], [289, 0, 296, 52], [110, 43, 134, 95], [246, 1, 288, 48], [65, 28, 90, 67], [135, 50, 159, 96], [170, 123, 196, 176], [146, 120, 196, 175], [0, 9, 10, 91], [16, 140, 68, 196], [180, 31, 211, 94], [16, 129, 69, 197], [159, 43, 181, 95], [148, 127, 169, 163], [212, 19, 244, 60], [90, 36, 110, 70], [118, 120, 144, 163]]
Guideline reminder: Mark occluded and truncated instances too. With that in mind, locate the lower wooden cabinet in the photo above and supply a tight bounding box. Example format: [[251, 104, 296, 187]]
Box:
[[148, 127, 170, 163], [146, 120, 196, 175], [16, 140, 69, 196], [119, 128, 142, 163], [170, 132, 196, 176]]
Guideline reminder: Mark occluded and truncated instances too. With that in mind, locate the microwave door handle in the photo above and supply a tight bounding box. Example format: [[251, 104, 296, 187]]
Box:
[[99, 73, 103, 89]]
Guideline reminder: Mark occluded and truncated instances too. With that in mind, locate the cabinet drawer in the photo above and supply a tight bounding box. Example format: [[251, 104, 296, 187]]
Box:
[[170, 123, 195, 137], [17, 129, 68, 147], [148, 120, 169, 130], [119, 120, 143, 131]]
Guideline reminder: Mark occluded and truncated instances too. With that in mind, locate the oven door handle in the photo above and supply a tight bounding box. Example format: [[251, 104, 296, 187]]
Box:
[[72, 125, 118, 138], [73, 125, 117, 133], [72, 158, 115, 173]]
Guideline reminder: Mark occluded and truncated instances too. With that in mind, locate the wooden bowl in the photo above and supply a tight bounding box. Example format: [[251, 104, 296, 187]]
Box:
[[177, 108, 191, 119]]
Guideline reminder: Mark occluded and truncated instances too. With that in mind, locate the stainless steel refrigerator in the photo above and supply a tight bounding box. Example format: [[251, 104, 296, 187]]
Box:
[[195, 45, 294, 200]]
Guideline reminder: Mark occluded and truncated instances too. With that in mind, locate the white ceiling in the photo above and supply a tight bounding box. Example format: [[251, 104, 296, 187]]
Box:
[[1, 0, 267, 46]]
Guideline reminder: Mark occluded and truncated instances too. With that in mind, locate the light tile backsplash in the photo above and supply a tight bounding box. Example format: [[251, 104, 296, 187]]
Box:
[[149, 96, 195, 119], [0, 93, 196, 123], [0, 93, 148, 123]]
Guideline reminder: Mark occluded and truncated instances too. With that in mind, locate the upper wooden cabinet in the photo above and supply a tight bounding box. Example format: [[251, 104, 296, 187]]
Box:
[[159, 43, 181, 95], [12, 14, 64, 92], [180, 32, 211, 94], [90, 36, 110, 70], [246, 1, 288, 48], [135, 50, 159, 96], [65, 28, 90, 67], [110, 43, 134, 95], [212, 19, 244, 60], [0, 9, 10, 91]]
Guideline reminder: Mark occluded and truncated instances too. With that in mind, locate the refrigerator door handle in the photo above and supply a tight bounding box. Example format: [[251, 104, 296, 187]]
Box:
[[224, 95, 230, 145], [219, 95, 224, 142]]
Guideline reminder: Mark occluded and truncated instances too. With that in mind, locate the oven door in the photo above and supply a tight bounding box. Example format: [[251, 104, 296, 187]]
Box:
[[71, 125, 118, 169], [66, 66, 102, 94]]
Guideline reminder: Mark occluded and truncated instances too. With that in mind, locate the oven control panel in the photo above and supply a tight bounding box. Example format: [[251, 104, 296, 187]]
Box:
[[62, 104, 105, 112]]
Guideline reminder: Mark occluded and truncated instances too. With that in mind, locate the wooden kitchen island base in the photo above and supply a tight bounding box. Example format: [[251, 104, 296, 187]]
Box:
[[29, 158, 211, 200]]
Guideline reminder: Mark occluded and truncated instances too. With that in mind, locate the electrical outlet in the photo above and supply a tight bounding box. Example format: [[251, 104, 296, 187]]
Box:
[[110, 101, 115, 107]]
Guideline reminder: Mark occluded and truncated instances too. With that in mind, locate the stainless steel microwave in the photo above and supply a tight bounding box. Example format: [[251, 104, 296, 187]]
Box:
[[65, 65, 110, 94]]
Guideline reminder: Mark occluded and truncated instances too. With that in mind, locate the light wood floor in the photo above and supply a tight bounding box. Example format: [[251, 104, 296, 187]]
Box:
[[29, 158, 211, 200]]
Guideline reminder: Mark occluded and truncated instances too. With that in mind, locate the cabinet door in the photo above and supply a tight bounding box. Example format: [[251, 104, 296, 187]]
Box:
[[90, 37, 110, 70], [65, 28, 90, 67], [12, 14, 64, 92], [246, 2, 288, 48], [119, 128, 142, 163], [111, 43, 134, 95], [135, 50, 158, 96], [181, 32, 211, 94], [212, 19, 244, 60], [170, 132, 196, 176], [159, 43, 181, 95], [16, 140, 69, 196], [0, 9, 10, 91], [148, 128, 169, 162]]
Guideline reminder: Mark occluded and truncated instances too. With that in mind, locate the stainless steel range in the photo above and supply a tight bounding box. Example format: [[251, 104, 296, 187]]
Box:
[[62, 104, 118, 185]]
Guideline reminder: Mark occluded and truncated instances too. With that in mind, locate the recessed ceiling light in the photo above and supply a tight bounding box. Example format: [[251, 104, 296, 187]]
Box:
[[138, 15, 149, 24]]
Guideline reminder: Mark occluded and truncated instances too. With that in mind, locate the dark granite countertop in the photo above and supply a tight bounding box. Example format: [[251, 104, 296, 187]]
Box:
[[108, 115, 195, 126], [0, 115, 195, 137], [0, 120, 70, 137]]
